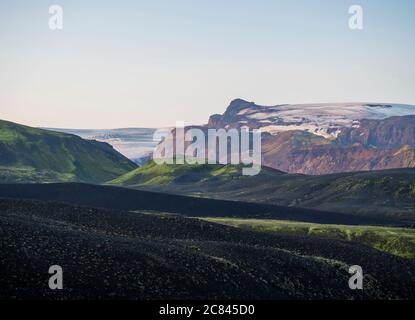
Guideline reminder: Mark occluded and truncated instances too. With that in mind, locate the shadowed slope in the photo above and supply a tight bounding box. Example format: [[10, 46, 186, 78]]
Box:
[[109, 161, 415, 222], [0, 182, 401, 226]]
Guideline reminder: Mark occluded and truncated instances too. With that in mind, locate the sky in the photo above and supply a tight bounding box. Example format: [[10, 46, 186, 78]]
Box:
[[0, 0, 414, 129]]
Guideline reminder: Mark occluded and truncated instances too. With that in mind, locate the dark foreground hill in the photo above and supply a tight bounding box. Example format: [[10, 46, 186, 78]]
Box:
[[1, 198, 415, 300], [0, 183, 402, 226], [0, 119, 137, 183]]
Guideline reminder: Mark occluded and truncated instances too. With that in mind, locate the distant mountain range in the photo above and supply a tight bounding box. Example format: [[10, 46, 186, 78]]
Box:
[[182, 99, 415, 174], [208, 99, 415, 139], [0, 120, 137, 183], [46, 127, 165, 164], [43, 99, 415, 175]]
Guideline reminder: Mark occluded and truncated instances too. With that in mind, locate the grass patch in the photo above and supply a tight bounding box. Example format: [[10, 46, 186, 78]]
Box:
[[201, 218, 415, 259], [0, 166, 76, 183]]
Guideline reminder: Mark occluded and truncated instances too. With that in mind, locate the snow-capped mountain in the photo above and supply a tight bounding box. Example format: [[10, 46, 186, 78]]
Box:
[[208, 99, 415, 139], [204, 99, 415, 174]]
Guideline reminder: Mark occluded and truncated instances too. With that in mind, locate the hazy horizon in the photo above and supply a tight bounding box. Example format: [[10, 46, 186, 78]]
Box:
[[1, 0, 415, 129]]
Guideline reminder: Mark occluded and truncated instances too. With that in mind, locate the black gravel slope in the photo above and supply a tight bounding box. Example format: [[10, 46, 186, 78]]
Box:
[[0, 183, 400, 225], [1, 198, 414, 300]]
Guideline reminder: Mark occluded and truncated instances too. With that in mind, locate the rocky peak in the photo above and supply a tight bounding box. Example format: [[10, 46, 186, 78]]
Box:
[[224, 99, 257, 116]]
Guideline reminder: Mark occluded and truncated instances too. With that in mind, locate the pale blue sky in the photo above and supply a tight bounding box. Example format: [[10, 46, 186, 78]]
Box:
[[0, 0, 414, 128]]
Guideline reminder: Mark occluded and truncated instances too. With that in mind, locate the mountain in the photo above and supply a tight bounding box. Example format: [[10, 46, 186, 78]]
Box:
[[109, 161, 415, 222], [205, 99, 415, 174], [0, 119, 137, 183], [208, 99, 415, 139], [2, 197, 414, 299]]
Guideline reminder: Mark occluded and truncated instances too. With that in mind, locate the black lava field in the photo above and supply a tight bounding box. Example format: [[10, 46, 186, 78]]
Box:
[[1, 198, 415, 300]]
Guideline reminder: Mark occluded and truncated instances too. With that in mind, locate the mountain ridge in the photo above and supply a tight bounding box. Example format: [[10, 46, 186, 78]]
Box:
[[109, 161, 415, 221], [208, 99, 415, 138]]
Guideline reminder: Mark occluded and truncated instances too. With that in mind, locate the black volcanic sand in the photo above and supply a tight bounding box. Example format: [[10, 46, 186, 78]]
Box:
[[0, 183, 400, 226], [1, 198, 415, 300]]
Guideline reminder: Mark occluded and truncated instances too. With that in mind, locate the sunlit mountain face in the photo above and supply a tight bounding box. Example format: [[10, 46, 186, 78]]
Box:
[[208, 99, 415, 139]]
